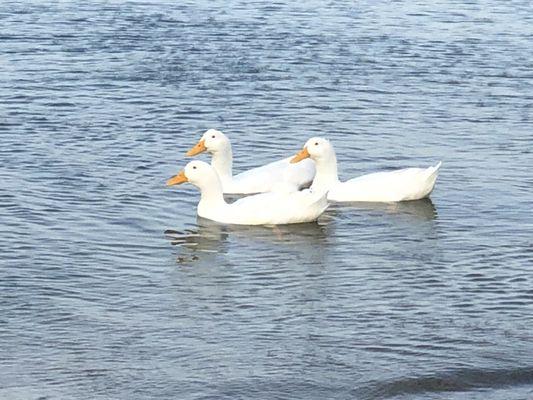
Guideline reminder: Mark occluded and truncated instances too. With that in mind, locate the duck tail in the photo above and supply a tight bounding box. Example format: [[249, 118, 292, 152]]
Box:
[[315, 191, 330, 214], [422, 161, 442, 198], [427, 161, 442, 178]]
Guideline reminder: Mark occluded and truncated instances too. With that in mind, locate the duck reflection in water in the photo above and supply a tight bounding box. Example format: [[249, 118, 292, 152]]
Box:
[[165, 217, 332, 266], [338, 197, 438, 221], [165, 198, 437, 265]]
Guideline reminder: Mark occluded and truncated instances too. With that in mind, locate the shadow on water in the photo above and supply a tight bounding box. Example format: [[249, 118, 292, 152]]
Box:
[[354, 366, 533, 400]]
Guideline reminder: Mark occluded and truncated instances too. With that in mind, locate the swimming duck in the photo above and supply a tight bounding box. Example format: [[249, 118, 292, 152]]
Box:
[[186, 129, 315, 194], [291, 137, 441, 202], [167, 160, 328, 225]]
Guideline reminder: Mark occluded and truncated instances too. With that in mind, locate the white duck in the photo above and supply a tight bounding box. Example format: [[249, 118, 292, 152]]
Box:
[[166, 160, 328, 225], [291, 137, 441, 202], [186, 129, 315, 194]]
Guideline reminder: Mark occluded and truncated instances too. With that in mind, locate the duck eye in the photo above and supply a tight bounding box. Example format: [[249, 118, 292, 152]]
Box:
[[211, 135, 215, 139], [192, 166, 197, 169], [314, 142, 319, 146]]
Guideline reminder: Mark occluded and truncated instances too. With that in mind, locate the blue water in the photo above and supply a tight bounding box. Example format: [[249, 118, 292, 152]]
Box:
[[1, 1, 532, 399]]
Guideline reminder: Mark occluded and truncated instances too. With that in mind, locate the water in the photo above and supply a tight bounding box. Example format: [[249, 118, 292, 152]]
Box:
[[1, 1, 532, 399]]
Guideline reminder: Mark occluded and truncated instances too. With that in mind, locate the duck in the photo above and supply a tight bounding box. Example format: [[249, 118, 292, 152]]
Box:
[[166, 160, 328, 225], [290, 137, 441, 202], [186, 129, 315, 194]]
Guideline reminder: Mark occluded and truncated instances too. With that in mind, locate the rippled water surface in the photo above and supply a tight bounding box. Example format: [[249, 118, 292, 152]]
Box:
[[1, 1, 532, 399]]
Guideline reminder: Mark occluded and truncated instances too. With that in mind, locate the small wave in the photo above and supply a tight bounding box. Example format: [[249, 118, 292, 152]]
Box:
[[355, 366, 533, 399]]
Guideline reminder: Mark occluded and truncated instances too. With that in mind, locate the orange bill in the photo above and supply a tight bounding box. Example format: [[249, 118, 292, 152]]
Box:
[[186, 139, 207, 156], [290, 147, 310, 163], [166, 170, 188, 186]]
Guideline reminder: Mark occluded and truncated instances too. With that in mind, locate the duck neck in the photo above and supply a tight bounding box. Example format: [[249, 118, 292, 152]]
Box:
[[311, 152, 340, 193], [210, 145, 233, 186], [197, 173, 226, 211]]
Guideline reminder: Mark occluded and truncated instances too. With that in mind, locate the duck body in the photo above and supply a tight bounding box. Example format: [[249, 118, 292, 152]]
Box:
[[187, 129, 315, 194], [327, 162, 442, 202], [199, 188, 328, 225], [291, 137, 441, 203], [167, 161, 328, 225]]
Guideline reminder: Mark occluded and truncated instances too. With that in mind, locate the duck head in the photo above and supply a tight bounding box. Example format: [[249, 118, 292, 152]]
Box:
[[291, 137, 334, 163], [166, 160, 218, 188], [186, 129, 231, 157]]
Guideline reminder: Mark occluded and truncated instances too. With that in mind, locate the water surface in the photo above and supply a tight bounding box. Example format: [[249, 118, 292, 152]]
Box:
[[1, 1, 532, 399]]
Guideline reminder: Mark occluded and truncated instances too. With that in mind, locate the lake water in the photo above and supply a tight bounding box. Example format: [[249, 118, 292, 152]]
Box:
[[1, 1, 532, 399]]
